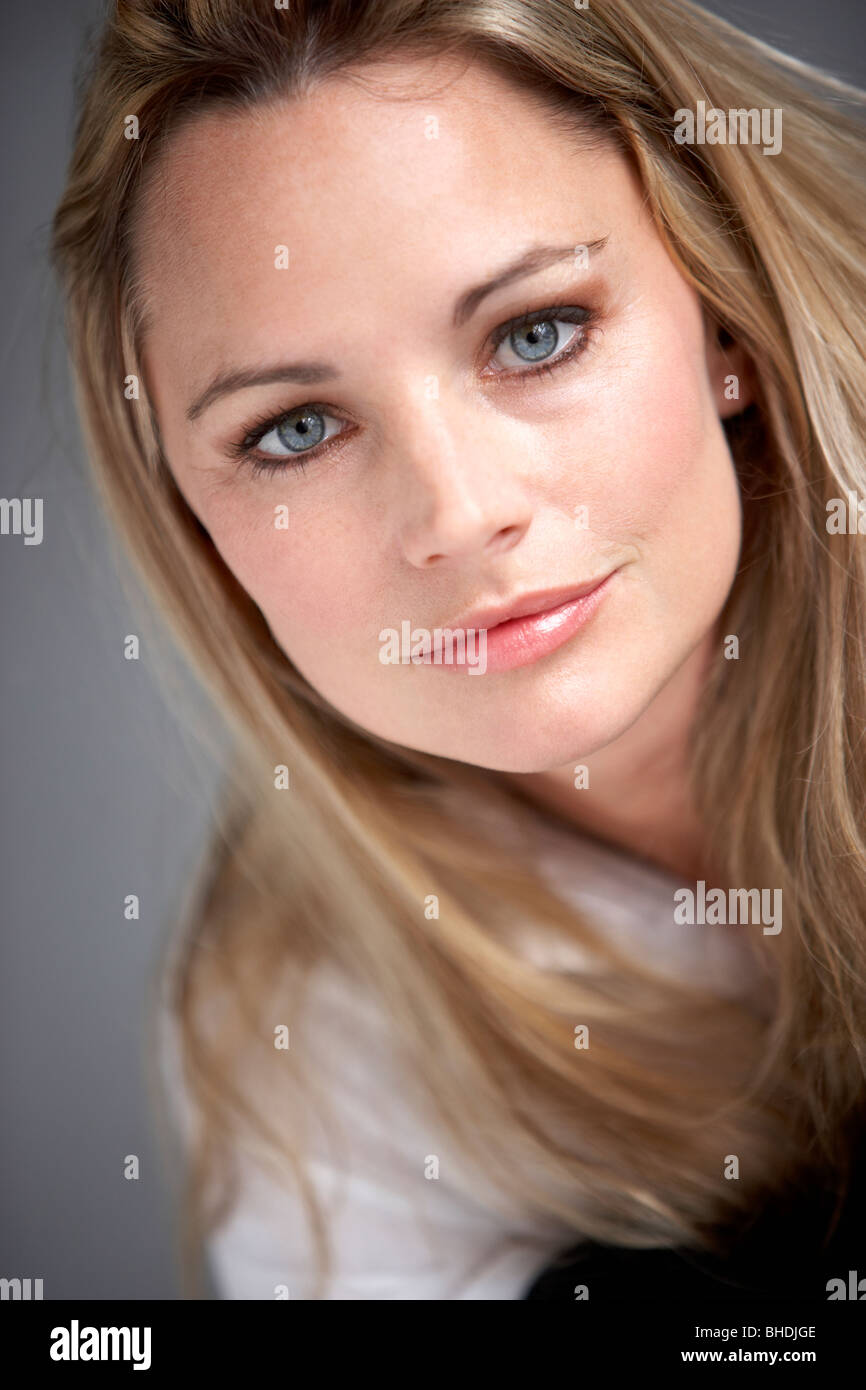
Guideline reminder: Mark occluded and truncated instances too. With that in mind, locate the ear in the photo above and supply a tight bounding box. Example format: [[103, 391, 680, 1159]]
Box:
[[704, 316, 756, 419]]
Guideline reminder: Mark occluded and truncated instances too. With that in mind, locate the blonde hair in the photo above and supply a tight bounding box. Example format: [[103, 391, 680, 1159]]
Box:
[[51, 0, 866, 1297]]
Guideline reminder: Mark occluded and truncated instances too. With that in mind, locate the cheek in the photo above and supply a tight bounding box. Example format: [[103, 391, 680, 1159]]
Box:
[[609, 371, 717, 531], [565, 311, 741, 553], [600, 327, 743, 631], [532, 302, 743, 659], [193, 482, 379, 643]]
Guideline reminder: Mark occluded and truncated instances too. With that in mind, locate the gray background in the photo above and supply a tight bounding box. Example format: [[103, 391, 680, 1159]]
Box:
[[2, 0, 863, 1300]]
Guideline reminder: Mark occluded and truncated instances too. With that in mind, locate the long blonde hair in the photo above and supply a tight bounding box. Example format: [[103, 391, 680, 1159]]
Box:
[[51, 0, 866, 1297]]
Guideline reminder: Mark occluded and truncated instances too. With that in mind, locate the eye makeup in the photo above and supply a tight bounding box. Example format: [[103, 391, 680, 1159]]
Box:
[[222, 298, 601, 477]]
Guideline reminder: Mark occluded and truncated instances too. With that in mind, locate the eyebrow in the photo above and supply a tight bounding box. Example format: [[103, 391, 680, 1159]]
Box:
[[185, 235, 609, 423]]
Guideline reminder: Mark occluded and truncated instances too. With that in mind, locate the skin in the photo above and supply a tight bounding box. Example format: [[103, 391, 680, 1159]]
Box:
[[135, 52, 753, 884]]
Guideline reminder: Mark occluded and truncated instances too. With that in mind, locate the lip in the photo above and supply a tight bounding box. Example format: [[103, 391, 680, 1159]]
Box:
[[431, 568, 620, 673], [452, 575, 617, 633]]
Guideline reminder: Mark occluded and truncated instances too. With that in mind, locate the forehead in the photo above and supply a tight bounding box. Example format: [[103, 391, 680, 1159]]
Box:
[[132, 53, 633, 375]]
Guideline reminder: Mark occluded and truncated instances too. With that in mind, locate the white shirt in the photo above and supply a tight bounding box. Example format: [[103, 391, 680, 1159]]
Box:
[[160, 806, 770, 1300]]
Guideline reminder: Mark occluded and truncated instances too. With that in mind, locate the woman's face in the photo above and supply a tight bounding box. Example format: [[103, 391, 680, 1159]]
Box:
[[136, 53, 747, 772]]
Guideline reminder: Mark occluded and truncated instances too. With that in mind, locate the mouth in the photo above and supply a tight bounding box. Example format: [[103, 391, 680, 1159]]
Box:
[[431, 568, 620, 673], [452, 573, 618, 633]]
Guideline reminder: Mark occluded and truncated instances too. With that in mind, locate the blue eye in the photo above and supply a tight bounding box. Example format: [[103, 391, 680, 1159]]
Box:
[[254, 406, 343, 458], [230, 303, 596, 476], [508, 318, 561, 361], [224, 403, 348, 477], [487, 305, 593, 375]]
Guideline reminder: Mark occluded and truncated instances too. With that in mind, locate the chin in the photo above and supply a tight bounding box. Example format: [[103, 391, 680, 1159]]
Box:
[[447, 731, 618, 775], [394, 700, 646, 773]]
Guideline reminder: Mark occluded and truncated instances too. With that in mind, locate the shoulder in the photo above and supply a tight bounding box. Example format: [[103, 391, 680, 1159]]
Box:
[[157, 957, 571, 1299]]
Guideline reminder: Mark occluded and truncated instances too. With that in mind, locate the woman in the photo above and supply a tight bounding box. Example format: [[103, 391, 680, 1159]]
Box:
[[50, 0, 866, 1300]]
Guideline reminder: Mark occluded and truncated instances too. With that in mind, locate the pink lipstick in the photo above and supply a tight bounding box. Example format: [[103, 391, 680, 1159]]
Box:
[[434, 569, 619, 673]]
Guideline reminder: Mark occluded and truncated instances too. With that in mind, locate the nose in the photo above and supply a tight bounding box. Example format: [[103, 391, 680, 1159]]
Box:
[[392, 395, 533, 568]]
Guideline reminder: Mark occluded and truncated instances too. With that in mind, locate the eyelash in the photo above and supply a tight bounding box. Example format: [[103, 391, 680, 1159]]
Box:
[[227, 302, 598, 478]]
